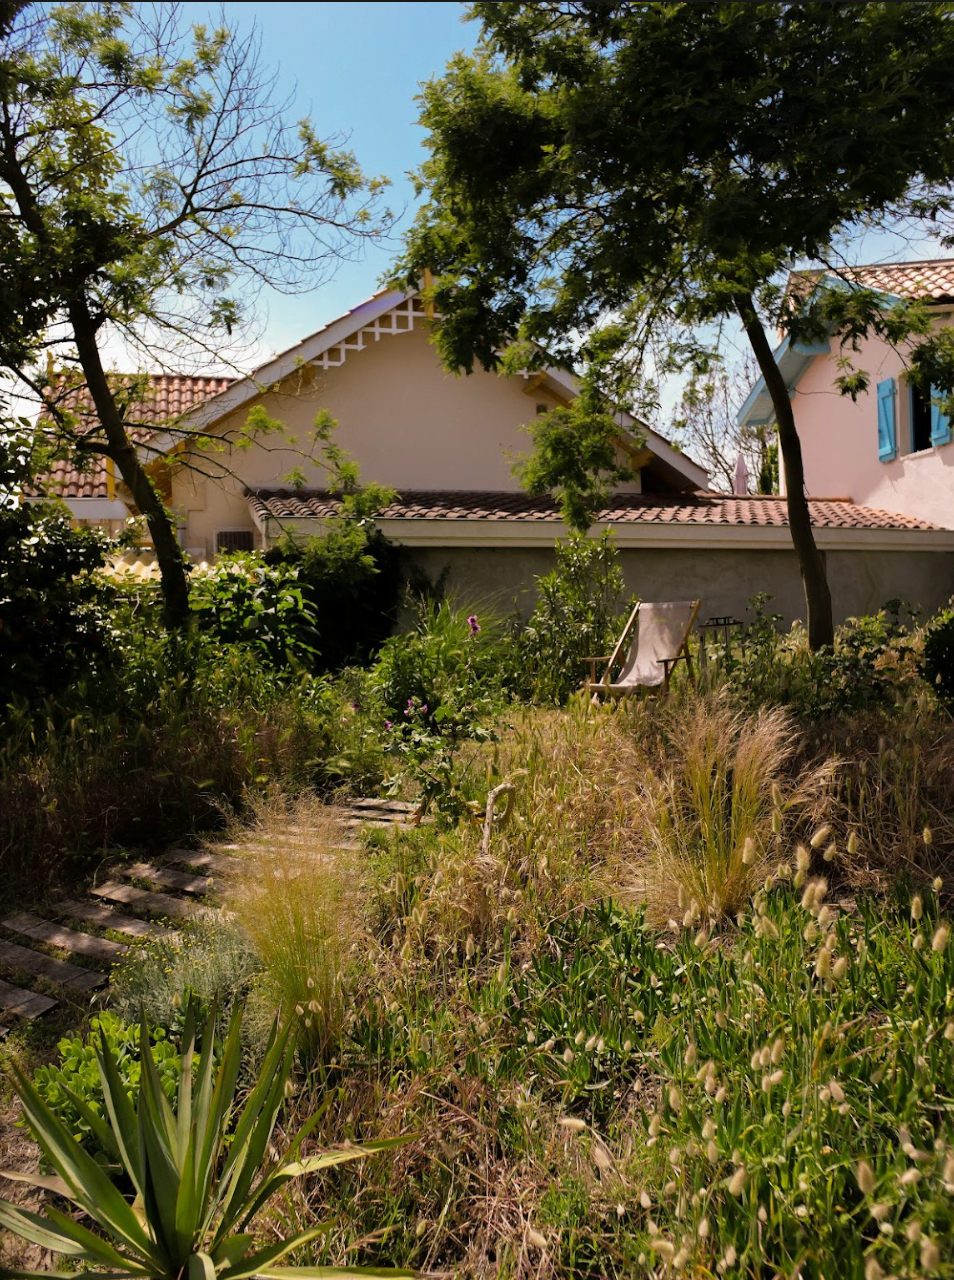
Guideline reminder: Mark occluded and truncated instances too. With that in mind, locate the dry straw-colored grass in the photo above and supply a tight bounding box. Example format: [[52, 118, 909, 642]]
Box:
[[611, 693, 834, 925], [223, 792, 363, 1065]]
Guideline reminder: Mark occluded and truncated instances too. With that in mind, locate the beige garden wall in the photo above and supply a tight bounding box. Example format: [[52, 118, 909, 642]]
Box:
[[794, 322, 954, 529], [402, 543, 954, 628], [171, 321, 565, 558]]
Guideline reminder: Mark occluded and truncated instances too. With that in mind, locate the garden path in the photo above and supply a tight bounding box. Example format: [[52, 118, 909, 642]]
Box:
[[0, 798, 417, 1036]]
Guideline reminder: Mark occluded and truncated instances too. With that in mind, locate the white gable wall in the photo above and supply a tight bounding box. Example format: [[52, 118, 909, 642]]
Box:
[[171, 317, 587, 557]]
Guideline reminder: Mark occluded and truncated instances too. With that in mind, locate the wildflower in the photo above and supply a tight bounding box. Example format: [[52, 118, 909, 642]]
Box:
[[563, 1048, 574, 1064], [649, 1116, 662, 1138], [815, 947, 832, 980], [727, 1165, 747, 1196], [527, 1229, 547, 1250], [703, 1118, 717, 1139], [865, 1257, 884, 1280], [585, 1033, 599, 1052], [669, 1086, 682, 1114], [698, 1218, 710, 1239], [911, 894, 924, 922], [810, 825, 832, 849], [933, 875, 943, 892], [742, 835, 756, 865], [650, 1239, 675, 1260], [384, 720, 391, 730], [933, 923, 950, 953], [848, 830, 859, 855], [685, 1043, 698, 1067], [467, 614, 481, 635], [924, 827, 934, 846], [559, 1116, 587, 1132], [906, 1220, 922, 1243], [832, 955, 849, 981], [722, 1245, 738, 1268], [823, 841, 837, 863], [639, 1190, 652, 1209], [796, 844, 811, 872], [771, 1036, 785, 1065], [715, 1009, 728, 1029], [898, 1168, 921, 1187], [465, 935, 476, 959]]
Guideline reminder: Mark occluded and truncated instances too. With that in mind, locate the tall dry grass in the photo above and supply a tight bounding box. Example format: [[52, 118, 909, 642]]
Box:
[[223, 794, 363, 1066], [613, 694, 833, 924]]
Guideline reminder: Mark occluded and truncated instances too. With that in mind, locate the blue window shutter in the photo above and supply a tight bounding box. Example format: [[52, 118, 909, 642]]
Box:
[[930, 385, 952, 447], [877, 378, 897, 462]]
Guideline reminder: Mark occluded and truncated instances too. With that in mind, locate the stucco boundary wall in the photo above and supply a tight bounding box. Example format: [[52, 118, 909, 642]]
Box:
[[396, 542, 954, 629]]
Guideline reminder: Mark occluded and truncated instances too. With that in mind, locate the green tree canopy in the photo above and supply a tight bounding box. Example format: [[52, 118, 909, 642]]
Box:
[[400, 0, 954, 648], [0, 1, 389, 626]]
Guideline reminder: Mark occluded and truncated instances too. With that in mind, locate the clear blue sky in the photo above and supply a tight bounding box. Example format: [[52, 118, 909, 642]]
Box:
[[180, 1, 477, 361]]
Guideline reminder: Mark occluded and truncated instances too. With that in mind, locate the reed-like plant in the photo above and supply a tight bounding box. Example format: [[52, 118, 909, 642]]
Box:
[[0, 1002, 411, 1280]]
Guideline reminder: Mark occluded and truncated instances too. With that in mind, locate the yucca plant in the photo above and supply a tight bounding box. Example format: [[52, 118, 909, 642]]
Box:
[[0, 1003, 412, 1279]]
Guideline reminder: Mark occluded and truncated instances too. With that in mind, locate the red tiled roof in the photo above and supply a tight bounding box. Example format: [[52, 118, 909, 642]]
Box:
[[247, 489, 942, 532], [791, 258, 954, 305], [34, 374, 234, 500]]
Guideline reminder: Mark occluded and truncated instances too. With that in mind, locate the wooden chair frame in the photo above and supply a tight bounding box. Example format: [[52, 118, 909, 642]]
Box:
[[583, 599, 701, 698]]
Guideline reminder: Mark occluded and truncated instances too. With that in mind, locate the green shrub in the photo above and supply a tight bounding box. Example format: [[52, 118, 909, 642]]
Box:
[[0, 632, 386, 898], [267, 525, 404, 671], [30, 1013, 184, 1165], [371, 599, 513, 817], [190, 555, 319, 667], [920, 604, 954, 702], [519, 530, 631, 704], [719, 596, 918, 718], [0, 500, 122, 709]]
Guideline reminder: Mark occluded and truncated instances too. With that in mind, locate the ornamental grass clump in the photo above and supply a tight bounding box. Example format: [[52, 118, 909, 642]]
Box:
[[621, 695, 832, 924], [224, 795, 362, 1067]]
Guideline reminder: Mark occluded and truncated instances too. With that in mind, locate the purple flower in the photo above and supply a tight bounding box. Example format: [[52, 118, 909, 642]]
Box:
[[421, 704, 428, 713], [467, 614, 481, 635], [384, 720, 392, 730], [351, 701, 360, 711]]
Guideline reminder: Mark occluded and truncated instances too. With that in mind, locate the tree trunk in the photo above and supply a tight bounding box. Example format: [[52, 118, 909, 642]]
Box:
[[68, 299, 192, 629], [735, 294, 834, 650]]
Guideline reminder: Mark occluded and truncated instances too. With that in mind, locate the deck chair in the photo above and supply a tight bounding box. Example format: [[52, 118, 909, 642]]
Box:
[[583, 600, 701, 699]]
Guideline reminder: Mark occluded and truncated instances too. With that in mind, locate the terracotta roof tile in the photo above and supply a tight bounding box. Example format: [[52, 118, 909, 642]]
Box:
[[247, 489, 942, 532], [791, 258, 954, 305], [33, 374, 233, 501]]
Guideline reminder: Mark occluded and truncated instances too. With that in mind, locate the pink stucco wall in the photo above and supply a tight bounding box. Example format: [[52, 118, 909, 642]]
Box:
[[794, 326, 954, 529]]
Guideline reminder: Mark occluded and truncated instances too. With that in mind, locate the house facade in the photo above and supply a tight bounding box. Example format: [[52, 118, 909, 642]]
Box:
[[40, 287, 954, 624], [737, 259, 954, 533]]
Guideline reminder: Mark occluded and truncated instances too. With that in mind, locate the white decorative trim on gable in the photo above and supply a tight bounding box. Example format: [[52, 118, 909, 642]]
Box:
[[310, 295, 423, 370]]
